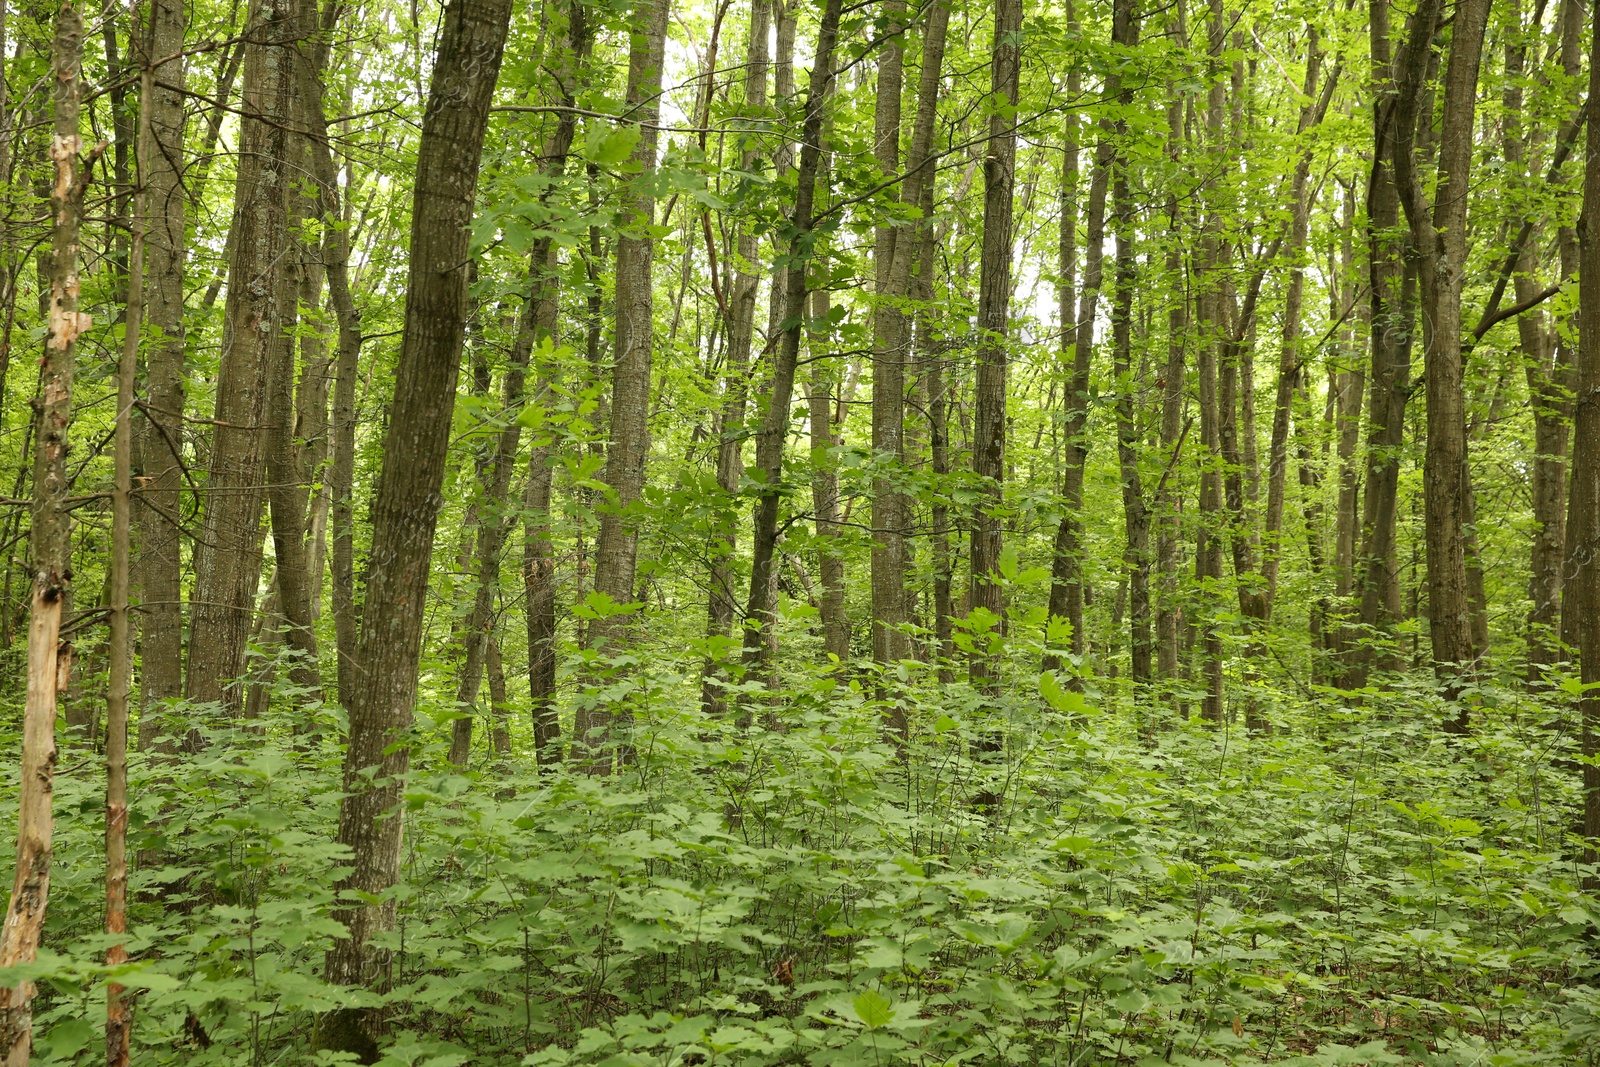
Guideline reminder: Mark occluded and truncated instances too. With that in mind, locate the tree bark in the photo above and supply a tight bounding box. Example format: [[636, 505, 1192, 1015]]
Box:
[[1390, 0, 1490, 706], [870, 0, 908, 691], [1348, 0, 1418, 688], [968, 0, 1023, 694], [0, 5, 79, 1056], [702, 0, 769, 714], [740, 0, 842, 680], [579, 0, 670, 767], [186, 0, 303, 723], [318, 0, 512, 1053], [1564, 0, 1600, 882], [133, 0, 187, 739]]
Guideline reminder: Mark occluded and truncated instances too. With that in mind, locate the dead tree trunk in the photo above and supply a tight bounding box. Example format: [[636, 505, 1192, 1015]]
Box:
[[0, 5, 80, 1057]]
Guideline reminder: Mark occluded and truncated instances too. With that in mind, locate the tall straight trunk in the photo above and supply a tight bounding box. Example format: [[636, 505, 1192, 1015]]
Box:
[[870, 1, 908, 681], [808, 288, 850, 661], [301, 57, 366, 708], [0, 6, 79, 1057], [451, 7, 586, 762], [1391, 0, 1490, 703], [1563, 0, 1600, 881], [105, 63, 145, 1067], [968, 0, 1023, 692], [1523, 0, 1579, 683], [579, 0, 669, 766], [1194, 0, 1228, 722], [1261, 31, 1330, 617], [1045, 0, 1098, 675], [1349, 0, 1416, 688], [523, 3, 589, 768], [134, 0, 187, 735], [263, 77, 321, 705], [741, 0, 841, 679], [318, 0, 512, 1054], [186, 0, 302, 721], [702, 0, 770, 714], [1152, 36, 1188, 688], [1332, 185, 1363, 604]]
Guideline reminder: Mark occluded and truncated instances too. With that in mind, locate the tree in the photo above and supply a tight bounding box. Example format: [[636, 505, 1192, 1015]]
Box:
[[318, 0, 513, 1051], [0, 2, 82, 1056]]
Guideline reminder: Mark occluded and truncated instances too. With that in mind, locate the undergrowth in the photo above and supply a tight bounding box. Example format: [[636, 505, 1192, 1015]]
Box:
[[4, 652, 1600, 1066]]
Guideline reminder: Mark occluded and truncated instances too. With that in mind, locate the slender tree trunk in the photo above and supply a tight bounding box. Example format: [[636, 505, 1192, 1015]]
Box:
[[1348, 0, 1416, 688], [1261, 31, 1330, 617], [1332, 186, 1363, 608], [702, 0, 769, 714], [0, 6, 80, 1056], [1521, 0, 1579, 684], [134, 0, 188, 742], [1391, 0, 1489, 707], [968, 0, 1023, 693], [579, 0, 670, 767], [740, 0, 841, 680], [1564, 0, 1600, 883], [448, 4, 587, 761], [870, 1, 908, 692], [808, 289, 850, 662], [1152, 33, 1189, 691], [318, 0, 512, 1054], [186, 0, 302, 723], [1046, 0, 1099, 676], [104, 64, 144, 1065]]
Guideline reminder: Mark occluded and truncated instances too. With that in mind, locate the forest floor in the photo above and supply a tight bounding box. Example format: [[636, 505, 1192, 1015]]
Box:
[[8, 663, 1600, 1065]]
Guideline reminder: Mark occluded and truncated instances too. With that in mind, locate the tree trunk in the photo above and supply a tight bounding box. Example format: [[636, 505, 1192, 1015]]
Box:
[[318, 0, 512, 1054], [1564, 0, 1600, 883], [968, 0, 1023, 694], [808, 288, 850, 662], [1152, 33, 1188, 691], [186, 0, 302, 723], [449, 2, 587, 761], [1348, 0, 1417, 688], [579, 0, 669, 767], [740, 0, 842, 680], [133, 0, 187, 739], [870, 0, 908, 692], [1520, 0, 1579, 684], [0, 6, 79, 1056], [702, 0, 769, 714], [1046, 0, 1102, 677], [1391, 0, 1490, 707]]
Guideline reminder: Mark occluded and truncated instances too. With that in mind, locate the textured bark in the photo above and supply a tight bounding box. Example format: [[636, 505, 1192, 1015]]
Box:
[[1348, 0, 1417, 688], [870, 0, 908, 686], [450, 10, 585, 762], [186, 0, 302, 722], [808, 289, 850, 662], [968, 0, 1023, 693], [1332, 186, 1363, 605], [1390, 0, 1489, 704], [1193, 0, 1228, 722], [1046, 0, 1100, 676], [1151, 45, 1188, 689], [319, 0, 512, 1053], [739, 0, 841, 678], [1563, 0, 1600, 880], [1520, 0, 1579, 684], [302, 72, 366, 709], [702, 0, 770, 714], [0, 7, 78, 1056], [579, 0, 669, 766], [1261, 33, 1332, 618], [134, 0, 187, 741]]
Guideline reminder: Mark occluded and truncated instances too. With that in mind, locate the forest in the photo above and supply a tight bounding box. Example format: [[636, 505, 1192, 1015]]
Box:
[[0, 0, 1598, 1060]]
